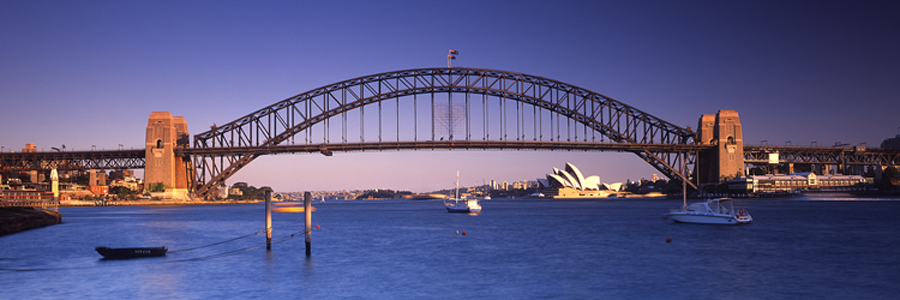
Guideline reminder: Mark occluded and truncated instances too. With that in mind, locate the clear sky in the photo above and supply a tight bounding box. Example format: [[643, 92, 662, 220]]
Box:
[[2, 0, 899, 193]]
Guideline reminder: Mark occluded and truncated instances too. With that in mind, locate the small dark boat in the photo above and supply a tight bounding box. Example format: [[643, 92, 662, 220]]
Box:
[[95, 246, 168, 259]]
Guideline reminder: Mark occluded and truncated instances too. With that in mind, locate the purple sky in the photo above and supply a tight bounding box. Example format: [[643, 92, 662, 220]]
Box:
[[2, 1, 899, 192]]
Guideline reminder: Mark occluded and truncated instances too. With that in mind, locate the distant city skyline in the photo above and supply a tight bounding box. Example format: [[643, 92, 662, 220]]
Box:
[[2, 1, 898, 192]]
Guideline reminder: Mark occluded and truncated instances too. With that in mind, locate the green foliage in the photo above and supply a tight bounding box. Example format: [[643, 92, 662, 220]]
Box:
[[149, 182, 167, 192], [227, 182, 273, 200], [663, 179, 684, 193], [110, 186, 138, 199], [355, 189, 401, 200], [884, 166, 899, 180], [748, 167, 767, 176], [878, 166, 900, 191]]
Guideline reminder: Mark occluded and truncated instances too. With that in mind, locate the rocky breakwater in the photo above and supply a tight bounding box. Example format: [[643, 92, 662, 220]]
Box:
[[0, 207, 62, 235]]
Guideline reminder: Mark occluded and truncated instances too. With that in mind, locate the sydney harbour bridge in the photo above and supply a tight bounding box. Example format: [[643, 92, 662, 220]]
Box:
[[3, 67, 899, 199]]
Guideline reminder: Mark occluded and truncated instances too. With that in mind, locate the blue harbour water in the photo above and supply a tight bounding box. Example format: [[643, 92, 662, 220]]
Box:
[[2, 195, 900, 299]]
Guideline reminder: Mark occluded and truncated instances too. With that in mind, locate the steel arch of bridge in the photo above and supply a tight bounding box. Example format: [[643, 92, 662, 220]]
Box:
[[191, 67, 698, 198]]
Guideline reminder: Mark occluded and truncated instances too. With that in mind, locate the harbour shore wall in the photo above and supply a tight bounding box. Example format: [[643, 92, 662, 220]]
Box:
[[59, 199, 261, 207], [0, 208, 62, 236]]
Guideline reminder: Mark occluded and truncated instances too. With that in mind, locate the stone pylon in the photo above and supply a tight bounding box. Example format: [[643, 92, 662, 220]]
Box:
[[144, 112, 191, 200], [696, 109, 744, 185]]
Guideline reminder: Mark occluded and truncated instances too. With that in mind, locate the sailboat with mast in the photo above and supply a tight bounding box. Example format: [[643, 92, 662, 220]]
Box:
[[663, 175, 752, 224], [444, 171, 482, 213]]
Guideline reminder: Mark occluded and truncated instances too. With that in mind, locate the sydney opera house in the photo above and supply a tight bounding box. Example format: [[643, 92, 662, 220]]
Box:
[[536, 162, 624, 198]]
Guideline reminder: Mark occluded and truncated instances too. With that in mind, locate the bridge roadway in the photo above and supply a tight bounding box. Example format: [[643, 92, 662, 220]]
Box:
[[178, 140, 709, 156], [744, 145, 900, 166], [0, 149, 145, 171], [2, 143, 899, 172]]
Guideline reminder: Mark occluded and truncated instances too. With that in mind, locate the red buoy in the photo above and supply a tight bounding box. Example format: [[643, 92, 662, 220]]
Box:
[[462, 231, 467, 235], [666, 237, 673, 243], [316, 225, 320, 229]]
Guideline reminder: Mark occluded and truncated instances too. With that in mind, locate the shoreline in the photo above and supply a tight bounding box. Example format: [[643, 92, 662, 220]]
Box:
[[0, 207, 62, 236], [1, 200, 261, 235], [58, 199, 263, 207]]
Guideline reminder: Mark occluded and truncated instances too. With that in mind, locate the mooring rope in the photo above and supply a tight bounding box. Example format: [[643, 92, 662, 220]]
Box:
[[0, 229, 310, 271], [167, 229, 268, 253], [164, 229, 307, 263]]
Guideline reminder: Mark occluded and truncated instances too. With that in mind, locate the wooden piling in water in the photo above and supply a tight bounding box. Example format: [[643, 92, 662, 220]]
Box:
[[265, 190, 272, 250], [304, 191, 312, 256]]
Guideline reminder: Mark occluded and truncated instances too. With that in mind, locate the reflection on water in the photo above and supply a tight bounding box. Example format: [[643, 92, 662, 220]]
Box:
[[1, 198, 899, 299]]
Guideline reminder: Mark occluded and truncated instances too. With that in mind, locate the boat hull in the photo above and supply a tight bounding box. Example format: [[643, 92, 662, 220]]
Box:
[[446, 206, 481, 213], [665, 212, 751, 225], [96, 246, 168, 259], [444, 199, 481, 213]]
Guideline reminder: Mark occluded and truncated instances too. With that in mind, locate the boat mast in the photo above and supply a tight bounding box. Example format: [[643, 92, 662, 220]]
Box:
[[456, 170, 460, 200], [682, 151, 687, 208]]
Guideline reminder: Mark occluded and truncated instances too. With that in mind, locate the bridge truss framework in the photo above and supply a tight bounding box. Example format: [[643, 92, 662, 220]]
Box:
[[5, 68, 900, 198], [190, 67, 698, 198]]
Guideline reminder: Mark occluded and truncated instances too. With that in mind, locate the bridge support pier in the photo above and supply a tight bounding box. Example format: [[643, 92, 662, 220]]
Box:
[[265, 191, 272, 250], [144, 112, 191, 200], [697, 110, 745, 185], [305, 191, 312, 257]]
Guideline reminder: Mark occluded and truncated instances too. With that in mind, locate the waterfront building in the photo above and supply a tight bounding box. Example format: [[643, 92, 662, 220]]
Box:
[[109, 177, 141, 192], [215, 185, 230, 199], [1, 188, 55, 206], [22, 143, 39, 153], [537, 162, 624, 198], [230, 186, 243, 197], [89, 185, 109, 195], [881, 134, 900, 149]]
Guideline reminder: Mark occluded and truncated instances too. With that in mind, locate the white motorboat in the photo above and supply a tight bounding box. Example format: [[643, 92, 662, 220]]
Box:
[[664, 198, 752, 225], [524, 192, 545, 198], [444, 171, 482, 213], [445, 198, 482, 213]]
